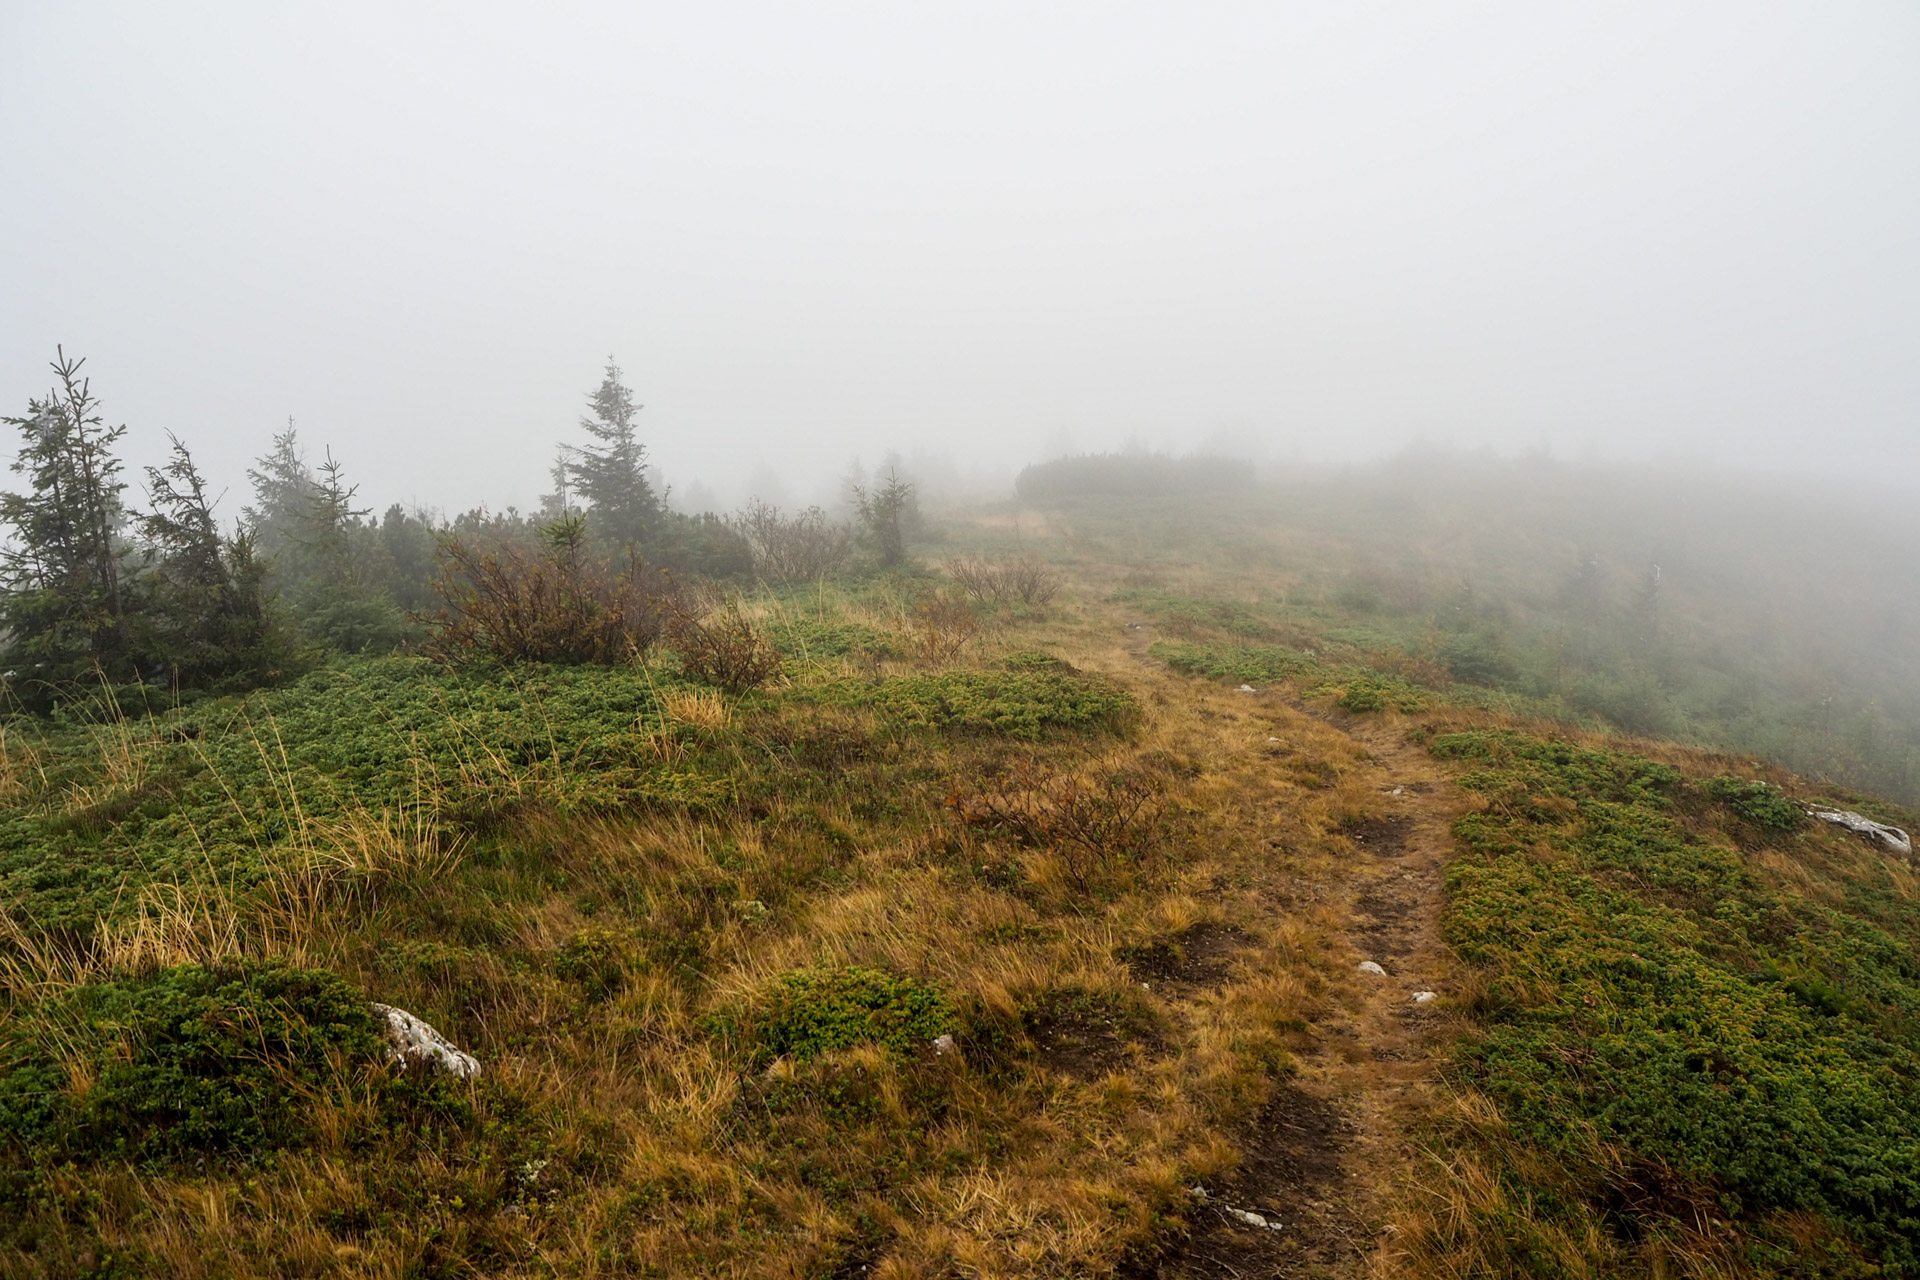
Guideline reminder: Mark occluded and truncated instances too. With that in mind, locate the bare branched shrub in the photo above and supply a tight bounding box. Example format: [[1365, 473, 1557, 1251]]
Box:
[[947, 759, 1169, 896], [999, 555, 1062, 606], [427, 514, 678, 665], [669, 595, 783, 693], [943, 556, 998, 603], [731, 500, 853, 584], [943, 554, 1061, 607], [908, 589, 979, 661]]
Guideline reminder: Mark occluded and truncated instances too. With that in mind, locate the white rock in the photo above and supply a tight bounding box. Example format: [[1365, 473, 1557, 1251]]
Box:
[[1236, 684, 1259, 693], [931, 1034, 957, 1056], [371, 1003, 481, 1079], [1807, 807, 1912, 856], [1357, 961, 1387, 976], [1411, 991, 1437, 1003], [1390, 787, 1404, 796], [1189, 1187, 1284, 1232]]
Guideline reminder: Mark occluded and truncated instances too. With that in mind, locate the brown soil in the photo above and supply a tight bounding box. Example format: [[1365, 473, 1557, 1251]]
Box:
[[1123, 922, 1248, 990], [1025, 1002, 1154, 1080], [1140, 1085, 1364, 1278]]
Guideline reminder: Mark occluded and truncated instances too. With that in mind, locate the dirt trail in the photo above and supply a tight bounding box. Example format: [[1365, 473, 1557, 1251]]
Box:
[[1120, 627, 1466, 1278]]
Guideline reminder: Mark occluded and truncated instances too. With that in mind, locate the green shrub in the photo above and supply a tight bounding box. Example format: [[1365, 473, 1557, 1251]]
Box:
[[555, 929, 630, 1001], [1703, 775, 1804, 831], [0, 962, 381, 1168], [1336, 674, 1425, 713], [1152, 641, 1319, 686], [1432, 729, 1920, 1269], [768, 619, 899, 662], [738, 968, 952, 1066], [1437, 629, 1519, 687], [859, 664, 1137, 739]]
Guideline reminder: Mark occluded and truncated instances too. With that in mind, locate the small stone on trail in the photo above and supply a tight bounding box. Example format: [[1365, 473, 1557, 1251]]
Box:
[[1411, 991, 1437, 1003], [1357, 960, 1387, 976], [1189, 1187, 1285, 1232]]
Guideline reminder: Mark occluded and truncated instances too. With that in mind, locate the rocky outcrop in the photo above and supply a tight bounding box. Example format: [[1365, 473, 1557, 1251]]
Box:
[[372, 1003, 482, 1079], [1808, 807, 1912, 857]]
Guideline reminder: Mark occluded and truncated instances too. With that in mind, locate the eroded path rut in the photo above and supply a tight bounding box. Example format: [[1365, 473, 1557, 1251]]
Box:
[[1123, 634, 1468, 1279]]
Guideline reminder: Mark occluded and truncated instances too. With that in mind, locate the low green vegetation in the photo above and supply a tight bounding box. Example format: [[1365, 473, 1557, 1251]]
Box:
[[1153, 640, 1319, 685], [728, 967, 954, 1066], [1428, 728, 1920, 1274], [858, 659, 1138, 739], [0, 963, 386, 1170], [1702, 774, 1805, 831], [0, 659, 720, 938]]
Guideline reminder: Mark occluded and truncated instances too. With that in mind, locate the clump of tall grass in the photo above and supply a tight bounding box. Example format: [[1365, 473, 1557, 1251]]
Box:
[[0, 724, 46, 802]]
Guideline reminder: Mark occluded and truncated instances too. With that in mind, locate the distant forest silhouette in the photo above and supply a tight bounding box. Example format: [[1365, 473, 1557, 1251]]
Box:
[[1013, 453, 1255, 500]]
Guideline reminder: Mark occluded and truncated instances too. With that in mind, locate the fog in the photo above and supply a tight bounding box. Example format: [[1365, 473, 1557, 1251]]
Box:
[[3, 3, 1918, 513]]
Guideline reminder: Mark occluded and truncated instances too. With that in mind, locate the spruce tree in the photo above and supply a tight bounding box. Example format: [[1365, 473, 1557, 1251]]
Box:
[[851, 467, 917, 570], [295, 451, 405, 653], [570, 359, 662, 550], [139, 434, 291, 689], [538, 444, 576, 520], [0, 349, 137, 704], [243, 419, 320, 567]]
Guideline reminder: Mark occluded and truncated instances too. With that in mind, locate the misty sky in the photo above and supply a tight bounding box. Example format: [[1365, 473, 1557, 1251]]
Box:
[[3, 3, 1917, 516]]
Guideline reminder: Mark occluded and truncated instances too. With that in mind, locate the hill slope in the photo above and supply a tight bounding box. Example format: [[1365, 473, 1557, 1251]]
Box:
[[1, 496, 1916, 1278]]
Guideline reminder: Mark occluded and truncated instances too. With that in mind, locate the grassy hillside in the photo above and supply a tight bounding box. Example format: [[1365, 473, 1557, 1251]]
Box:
[[2, 483, 1918, 1278]]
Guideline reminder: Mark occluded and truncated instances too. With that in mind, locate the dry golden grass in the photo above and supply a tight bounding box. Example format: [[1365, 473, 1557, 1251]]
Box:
[[0, 724, 47, 803], [659, 683, 730, 729]]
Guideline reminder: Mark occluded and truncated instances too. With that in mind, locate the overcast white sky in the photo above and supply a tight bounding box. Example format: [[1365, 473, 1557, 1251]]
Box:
[[3, 2, 1917, 515]]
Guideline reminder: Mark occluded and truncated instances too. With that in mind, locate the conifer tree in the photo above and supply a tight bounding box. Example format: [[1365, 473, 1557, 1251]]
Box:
[[570, 359, 662, 549], [851, 467, 916, 570], [139, 434, 291, 689], [294, 451, 405, 653], [538, 445, 576, 520], [0, 349, 138, 703], [243, 418, 319, 562]]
